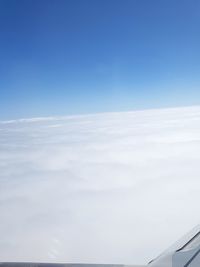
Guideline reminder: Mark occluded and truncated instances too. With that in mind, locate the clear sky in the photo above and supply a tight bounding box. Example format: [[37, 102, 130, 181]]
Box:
[[0, 0, 200, 119]]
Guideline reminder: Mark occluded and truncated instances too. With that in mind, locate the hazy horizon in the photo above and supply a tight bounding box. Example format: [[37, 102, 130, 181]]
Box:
[[1, 104, 200, 122]]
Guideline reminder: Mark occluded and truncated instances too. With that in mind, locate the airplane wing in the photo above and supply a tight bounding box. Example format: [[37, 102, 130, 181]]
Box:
[[149, 224, 200, 267], [0, 264, 145, 267]]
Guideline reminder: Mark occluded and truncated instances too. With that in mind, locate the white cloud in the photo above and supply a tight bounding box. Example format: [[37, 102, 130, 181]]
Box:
[[0, 106, 200, 264]]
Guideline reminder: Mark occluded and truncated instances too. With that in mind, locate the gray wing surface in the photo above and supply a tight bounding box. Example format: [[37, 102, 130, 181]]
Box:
[[149, 224, 200, 267], [0, 264, 145, 267]]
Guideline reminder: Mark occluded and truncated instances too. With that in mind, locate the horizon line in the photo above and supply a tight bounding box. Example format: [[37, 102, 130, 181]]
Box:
[[1, 104, 200, 124]]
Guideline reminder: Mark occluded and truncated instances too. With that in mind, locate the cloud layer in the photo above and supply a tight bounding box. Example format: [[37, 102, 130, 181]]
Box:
[[0, 106, 200, 264]]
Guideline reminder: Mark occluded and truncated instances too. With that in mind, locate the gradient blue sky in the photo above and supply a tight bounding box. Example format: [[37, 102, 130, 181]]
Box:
[[0, 0, 200, 119]]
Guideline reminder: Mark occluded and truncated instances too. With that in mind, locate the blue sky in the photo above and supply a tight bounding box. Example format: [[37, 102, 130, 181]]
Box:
[[0, 0, 200, 119]]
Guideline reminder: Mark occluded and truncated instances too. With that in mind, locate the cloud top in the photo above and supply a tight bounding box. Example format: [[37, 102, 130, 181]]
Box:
[[0, 106, 200, 264]]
